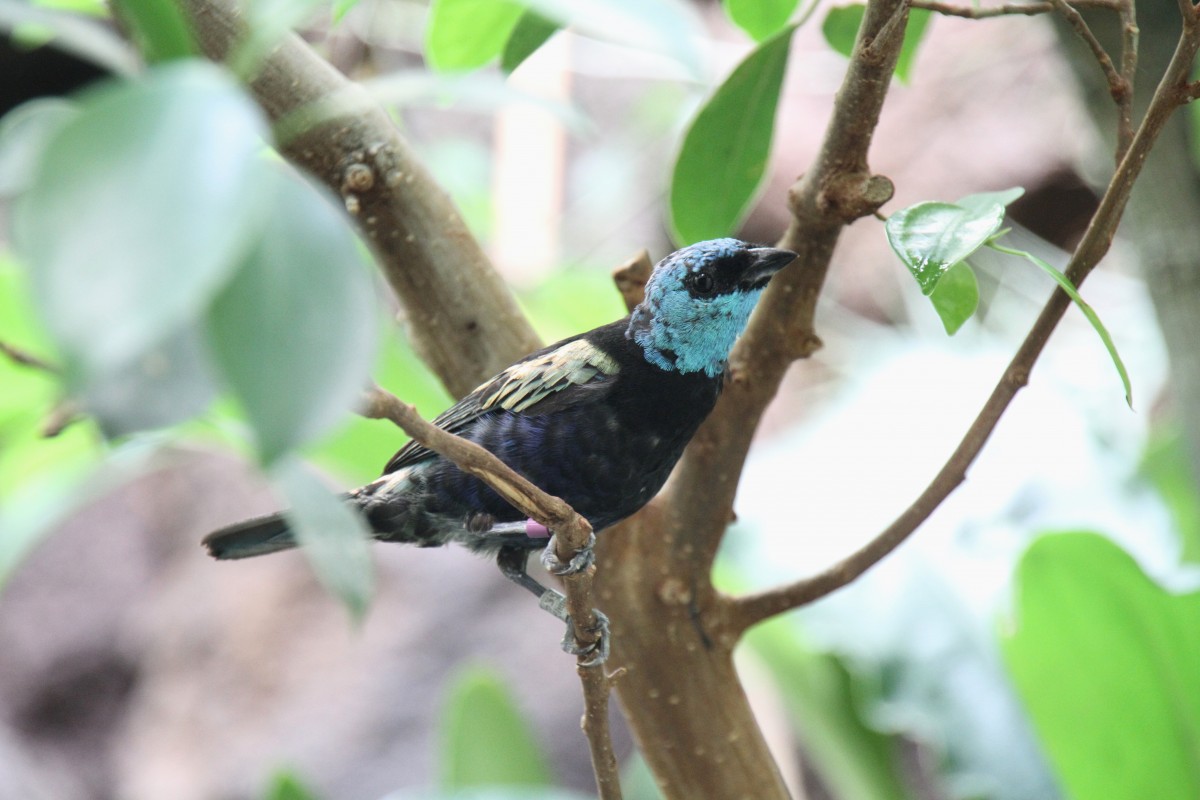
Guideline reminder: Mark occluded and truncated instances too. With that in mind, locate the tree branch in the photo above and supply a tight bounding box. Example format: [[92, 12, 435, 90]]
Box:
[[910, 0, 1120, 18], [1049, 0, 1134, 160], [727, 6, 1200, 635], [358, 385, 621, 799], [181, 0, 540, 397], [0, 340, 59, 374]]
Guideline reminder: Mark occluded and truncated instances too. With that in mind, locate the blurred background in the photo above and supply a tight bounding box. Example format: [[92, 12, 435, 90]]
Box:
[[2, 1, 1199, 799]]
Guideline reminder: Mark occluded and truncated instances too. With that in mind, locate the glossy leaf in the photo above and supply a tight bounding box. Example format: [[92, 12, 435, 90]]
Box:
[[928, 260, 979, 335], [273, 458, 374, 620], [885, 201, 1005, 295], [110, 0, 195, 62], [955, 187, 1025, 217], [12, 62, 269, 375], [426, 0, 524, 72], [989, 241, 1132, 407], [723, 0, 801, 41], [206, 167, 378, 464], [441, 667, 552, 789], [501, 10, 560, 73], [822, 4, 932, 83], [0, 98, 79, 197], [670, 24, 796, 244], [1003, 532, 1200, 800]]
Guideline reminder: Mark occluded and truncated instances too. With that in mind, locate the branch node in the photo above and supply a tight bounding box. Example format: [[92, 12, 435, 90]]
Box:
[[612, 249, 653, 313], [817, 172, 895, 222]]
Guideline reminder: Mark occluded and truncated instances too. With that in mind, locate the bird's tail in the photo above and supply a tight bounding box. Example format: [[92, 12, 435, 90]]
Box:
[[202, 512, 298, 560]]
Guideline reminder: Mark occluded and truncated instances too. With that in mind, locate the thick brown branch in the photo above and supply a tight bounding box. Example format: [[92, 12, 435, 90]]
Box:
[[358, 385, 620, 797], [181, 0, 539, 397], [728, 13, 1200, 635]]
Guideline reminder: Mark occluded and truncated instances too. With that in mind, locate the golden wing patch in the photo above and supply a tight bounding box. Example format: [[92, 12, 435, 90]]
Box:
[[480, 340, 619, 413]]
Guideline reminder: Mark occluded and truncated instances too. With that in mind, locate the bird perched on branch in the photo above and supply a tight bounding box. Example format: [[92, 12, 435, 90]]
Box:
[[203, 238, 796, 661]]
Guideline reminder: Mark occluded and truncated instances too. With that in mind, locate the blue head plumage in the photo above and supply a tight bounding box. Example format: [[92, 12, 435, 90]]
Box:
[[627, 238, 797, 376]]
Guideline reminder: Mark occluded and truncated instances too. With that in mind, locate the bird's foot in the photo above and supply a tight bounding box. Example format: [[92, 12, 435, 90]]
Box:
[[540, 590, 609, 666], [540, 532, 596, 576]]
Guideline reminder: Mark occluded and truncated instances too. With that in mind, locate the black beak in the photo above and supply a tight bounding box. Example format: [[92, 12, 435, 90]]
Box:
[[742, 247, 798, 290]]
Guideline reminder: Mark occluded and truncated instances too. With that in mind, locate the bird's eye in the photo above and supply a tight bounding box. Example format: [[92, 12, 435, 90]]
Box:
[[689, 271, 716, 297]]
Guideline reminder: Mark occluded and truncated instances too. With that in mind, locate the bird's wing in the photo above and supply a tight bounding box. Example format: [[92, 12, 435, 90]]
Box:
[[382, 338, 621, 474]]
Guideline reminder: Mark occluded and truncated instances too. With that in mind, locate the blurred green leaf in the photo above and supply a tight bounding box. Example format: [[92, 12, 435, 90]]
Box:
[[1003, 532, 1200, 800], [0, 2, 137, 75], [331, 0, 360, 24], [426, 0, 525, 71], [521, 0, 704, 77], [928, 260, 978, 335], [988, 241, 1132, 407], [207, 167, 378, 464], [441, 666, 552, 789], [263, 769, 321, 800], [1141, 427, 1200, 564], [34, 0, 109, 16], [12, 61, 269, 375], [894, 8, 930, 83], [0, 98, 79, 197], [619, 751, 665, 800], [746, 618, 913, 800], [231, 0, 329, 77], [723, 0, 800, 41], [110, 0, 195, 62], [669, 24, 796, 244], [821, 4, 932, 83], [885, 200, 1005, 295], [501, 10, 560, 73], [307, 332, 451, 485], [273, 458, 374, 620], [80, 321, 218, 437]]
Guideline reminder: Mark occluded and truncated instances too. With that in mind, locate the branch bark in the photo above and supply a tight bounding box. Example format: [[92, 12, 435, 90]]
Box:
[[181, 0, 540, 397], [359, 386, 622, 799]]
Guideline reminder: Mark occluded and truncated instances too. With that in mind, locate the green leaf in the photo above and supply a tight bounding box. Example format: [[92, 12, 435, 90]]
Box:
[[331, 0, 360, 24], [885, 200, 1005, 295], [1003, 532, 1200, 800], [669, 24, 796, 244], [12, 61, 270, 375], [746, 619, 914, 800], [501, 10, 560, 73], [893, 8, 930, 84], [723, 0, 801, 41], [928, 259, 979, 335], [110, 0, 196, 62], [441, 666, 552, 789], [0, 98, 79, 197], [272, 458, 374, 620], [1140, 427, 1200, 564], [955, 187, 1025, 217], [822, 4, 932, 83], [263, 769, 321, 800], [206, 167, 378, 464], [425, 0, 525, 72], [988, 241, 1133, 407]]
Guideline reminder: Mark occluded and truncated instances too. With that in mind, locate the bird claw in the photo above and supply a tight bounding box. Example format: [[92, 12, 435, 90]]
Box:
[[538, 590, 610, 666], [540, 532, 596, 576]]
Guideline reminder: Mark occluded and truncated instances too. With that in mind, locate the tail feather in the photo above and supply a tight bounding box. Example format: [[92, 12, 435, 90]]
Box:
[[202, 513, 297, 560]]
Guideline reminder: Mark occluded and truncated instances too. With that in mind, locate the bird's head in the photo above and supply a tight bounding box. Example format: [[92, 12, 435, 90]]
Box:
[[627, 238, 797, 376]]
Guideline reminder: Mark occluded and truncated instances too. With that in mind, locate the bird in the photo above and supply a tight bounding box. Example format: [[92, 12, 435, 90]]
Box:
[[202, 238, 796, 661]]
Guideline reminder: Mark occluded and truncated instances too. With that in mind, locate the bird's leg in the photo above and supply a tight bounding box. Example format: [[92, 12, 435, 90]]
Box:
[[495, 543, 609, 666], [539, 531, 596, 576]]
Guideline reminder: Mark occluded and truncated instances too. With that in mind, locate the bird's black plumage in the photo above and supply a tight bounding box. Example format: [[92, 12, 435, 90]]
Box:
[[203, 238, 796, 568]]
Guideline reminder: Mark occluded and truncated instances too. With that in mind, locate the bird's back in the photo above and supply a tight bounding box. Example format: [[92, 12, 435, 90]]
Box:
[[357, 319, 722, 550]]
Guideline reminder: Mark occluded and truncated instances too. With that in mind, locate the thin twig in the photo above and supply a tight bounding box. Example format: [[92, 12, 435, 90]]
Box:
[[0, 340, 59, 374], [1116, 0, 1139, 161], [1050, 0, 1132, 163], [727, 13, 1200, 635], [358, 385, 622, 798], [910, 0, 1119, 18]]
